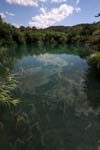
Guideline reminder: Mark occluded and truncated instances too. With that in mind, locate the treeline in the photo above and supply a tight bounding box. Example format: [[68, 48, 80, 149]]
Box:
[[0, 15, 100, 50]]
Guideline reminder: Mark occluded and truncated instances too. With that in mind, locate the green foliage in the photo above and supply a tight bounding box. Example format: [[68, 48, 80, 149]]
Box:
[[0, 75, 20, 107], [0, 19, 100, 50], [88, 52, 100, 70], [0, 47, 17, 77]]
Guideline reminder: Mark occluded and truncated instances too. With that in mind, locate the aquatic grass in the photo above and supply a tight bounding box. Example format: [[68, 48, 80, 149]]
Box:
[[0, 75, 20, 107]]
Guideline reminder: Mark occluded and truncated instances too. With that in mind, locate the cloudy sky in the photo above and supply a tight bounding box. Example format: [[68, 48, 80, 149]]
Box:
[[0, 0, 100, 28]]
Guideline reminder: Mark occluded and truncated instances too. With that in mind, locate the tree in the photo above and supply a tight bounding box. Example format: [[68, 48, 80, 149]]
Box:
[[0, 15, 3, 23]]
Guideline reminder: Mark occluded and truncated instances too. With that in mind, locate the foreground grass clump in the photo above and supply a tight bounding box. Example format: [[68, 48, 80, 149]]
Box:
[[88, 52, 100, 70], [0, 75, 20, 106]]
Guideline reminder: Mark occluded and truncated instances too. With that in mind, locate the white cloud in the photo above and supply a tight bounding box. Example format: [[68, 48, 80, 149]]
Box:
[[75, 7, 81, 13], [5, 0, 67, 7], [6, 0, 38, 7], [29, 4, 74, 28], [0, 13, 6, 19], [39, 0, 47, 2], [76, 0, 80, 4], [5, 11, 15, 16], [40, 7, 46, 14], [12, 23, 20, 28], [40, 0, 67, 3], [0, 11, 15, 19], [51, 0, 66, 3]]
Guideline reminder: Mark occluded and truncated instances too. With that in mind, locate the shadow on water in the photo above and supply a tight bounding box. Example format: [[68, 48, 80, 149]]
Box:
[[85, 66, 100, 109]]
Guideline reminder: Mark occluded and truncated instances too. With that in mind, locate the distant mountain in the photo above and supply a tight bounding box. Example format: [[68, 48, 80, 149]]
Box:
[[45, 26, 69, 32]]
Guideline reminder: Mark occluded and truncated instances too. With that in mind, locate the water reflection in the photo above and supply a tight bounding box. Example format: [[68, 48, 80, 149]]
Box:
[[12, 53, 100, 150], [13, 54, 88, 105], [1, 48, 100, 150]]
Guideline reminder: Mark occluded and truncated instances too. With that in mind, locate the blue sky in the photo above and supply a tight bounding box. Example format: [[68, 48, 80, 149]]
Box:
[[0, 0, 100, 28]]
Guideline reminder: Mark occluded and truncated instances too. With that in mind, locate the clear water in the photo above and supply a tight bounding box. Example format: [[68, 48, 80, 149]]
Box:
[[1, 46, 100, 150], [12, 52, 100, 150]]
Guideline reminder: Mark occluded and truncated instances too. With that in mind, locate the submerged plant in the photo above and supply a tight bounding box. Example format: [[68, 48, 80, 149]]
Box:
[[0, 75, 20, 107]]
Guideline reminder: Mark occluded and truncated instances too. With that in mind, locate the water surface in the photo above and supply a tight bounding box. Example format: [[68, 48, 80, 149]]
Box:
[[1, 46, 100, 150]]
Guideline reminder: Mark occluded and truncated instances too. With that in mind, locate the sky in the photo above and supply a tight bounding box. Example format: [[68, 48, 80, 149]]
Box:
[[0, 0, 100, 28]]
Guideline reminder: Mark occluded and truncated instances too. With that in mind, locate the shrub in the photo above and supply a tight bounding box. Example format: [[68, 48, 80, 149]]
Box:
[[88, 52, 100, 70]]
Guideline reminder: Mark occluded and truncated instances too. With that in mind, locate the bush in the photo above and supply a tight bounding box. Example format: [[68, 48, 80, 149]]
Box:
[[88, 52, 100, 70]]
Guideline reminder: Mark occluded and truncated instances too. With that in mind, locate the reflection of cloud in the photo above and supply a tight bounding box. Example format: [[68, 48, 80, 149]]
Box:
[[13, 53, 88, 104], [38, 53, 69, 67]]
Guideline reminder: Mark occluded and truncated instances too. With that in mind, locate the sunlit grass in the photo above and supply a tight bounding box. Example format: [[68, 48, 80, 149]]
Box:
[[0, 75, 20, 107]]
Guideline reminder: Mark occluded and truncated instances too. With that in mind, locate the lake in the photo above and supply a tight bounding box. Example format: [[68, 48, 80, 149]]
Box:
[[1, 45, 100, 150]]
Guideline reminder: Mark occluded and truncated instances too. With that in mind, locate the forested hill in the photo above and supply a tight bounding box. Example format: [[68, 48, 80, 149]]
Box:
[[0, 15, 100, 50], [46, 23, 100, 32]]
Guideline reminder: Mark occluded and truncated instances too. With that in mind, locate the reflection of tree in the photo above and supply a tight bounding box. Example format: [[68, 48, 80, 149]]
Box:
[[0, 48, 17, 78], [85, 66, 100, 108]]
